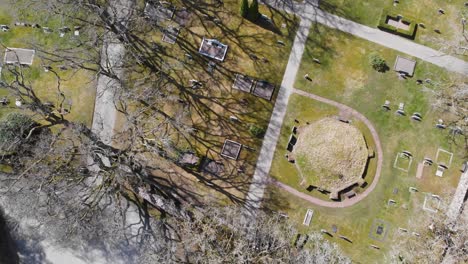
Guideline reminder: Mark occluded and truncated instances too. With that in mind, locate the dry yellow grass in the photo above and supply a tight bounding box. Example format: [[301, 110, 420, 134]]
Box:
[[293, 118, 368, 190]]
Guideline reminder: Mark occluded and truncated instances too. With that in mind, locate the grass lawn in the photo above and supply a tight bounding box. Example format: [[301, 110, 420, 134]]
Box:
[[266, 23, 466, 262], [320, 0, 468, 55], [0, 4, 96, 126], [111, 0, 298, 203]]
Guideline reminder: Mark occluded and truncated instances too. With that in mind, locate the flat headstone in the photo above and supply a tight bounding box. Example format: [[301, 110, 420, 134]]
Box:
[[376, 226, 384, 235], [332, 225, 338, 233], [302, 209, 314, 226]]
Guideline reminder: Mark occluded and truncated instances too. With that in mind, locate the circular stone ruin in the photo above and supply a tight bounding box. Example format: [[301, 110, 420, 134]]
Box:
[[292, 118, 368, 194]]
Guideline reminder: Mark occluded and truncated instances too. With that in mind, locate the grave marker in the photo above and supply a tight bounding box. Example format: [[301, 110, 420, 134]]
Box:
[[303, 209, 314, 226]]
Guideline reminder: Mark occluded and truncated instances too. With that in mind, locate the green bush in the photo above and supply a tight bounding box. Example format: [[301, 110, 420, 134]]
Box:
[[249, 124, 266, 138], [0, 113, 35, 151], [248, 0, 260, 21], [239, 0, 249, 18], [369, 53, 388, 72], [378, 12, 418, 40]]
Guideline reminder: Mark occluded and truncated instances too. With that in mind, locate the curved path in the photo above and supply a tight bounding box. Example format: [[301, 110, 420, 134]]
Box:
[[272, 89, 384, 208]]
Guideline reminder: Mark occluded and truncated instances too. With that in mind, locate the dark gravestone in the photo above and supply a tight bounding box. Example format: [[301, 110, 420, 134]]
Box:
[[376, 226, 384, 235], [332, 225, 338, 233]]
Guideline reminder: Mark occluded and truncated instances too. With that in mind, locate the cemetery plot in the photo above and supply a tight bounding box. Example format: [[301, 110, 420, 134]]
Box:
[[198, 38, 228, 61], [201, 158, 225, 177], [303, 209, 314, 226], [415, 162, 425, 179], [174, 7, 191, 27], [393, 152, 413, 172], [162, 26, 180, 44], [220, 139, 242, 160], [232, 75, 276, 100], [232, 74, 254, 92], [422, 193, 441, 213], [395, 102, 405, 116], [369, 219, 390, 241], [378, 12, 418, 39], [252, 80, 275, 100], [386, 16, 410, 31], [3, 48, 35, 65], [393, 55, 416, 77], [178, 153, 200, 167], [144, 1, 175, 22], [435, 148, 453, 167]]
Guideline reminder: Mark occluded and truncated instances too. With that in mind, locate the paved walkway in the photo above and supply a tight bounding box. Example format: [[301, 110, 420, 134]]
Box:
[[446, 170, 468, 222], [264, 0, 468, 76], [271, 89, 383, 208], [91, 0, 133, 145], [308, 8, 468, 76], [244, 13, 313, 212]]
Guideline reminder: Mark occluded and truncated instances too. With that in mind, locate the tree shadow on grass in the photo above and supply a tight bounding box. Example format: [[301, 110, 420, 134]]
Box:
[[247, 15, 282, 35]]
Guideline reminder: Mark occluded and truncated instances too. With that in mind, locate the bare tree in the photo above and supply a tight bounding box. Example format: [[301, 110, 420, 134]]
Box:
[[137, 206, 351, 264], [428, 78, 468, 157], [388, 207, 468, 264], [0, 1, 325, 263]]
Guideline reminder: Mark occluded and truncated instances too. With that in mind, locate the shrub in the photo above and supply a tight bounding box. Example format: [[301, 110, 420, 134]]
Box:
[[0, 113, 35, 152], [377, 12, 418, 40], [249, 124, 266, 138], [248, 0, 260, 21], [369, 53, 388, 72], [239, 0, 248, 18]]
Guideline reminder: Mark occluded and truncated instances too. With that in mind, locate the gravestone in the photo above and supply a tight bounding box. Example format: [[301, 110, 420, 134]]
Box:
[[332, 225, 338, 233], [376, 226, 384, 235]]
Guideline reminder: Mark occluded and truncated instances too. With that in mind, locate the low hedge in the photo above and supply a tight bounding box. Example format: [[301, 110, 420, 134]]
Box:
[[378, 11, 418, 40]]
